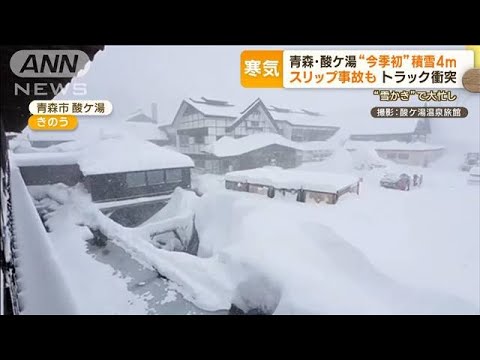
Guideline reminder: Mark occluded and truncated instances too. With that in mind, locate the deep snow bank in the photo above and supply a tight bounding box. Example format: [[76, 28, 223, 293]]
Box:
[[10, 169, 78, 314], [26, 183, 148, 314], [24, 182, 477, 314], [193, 190, 477, 314]]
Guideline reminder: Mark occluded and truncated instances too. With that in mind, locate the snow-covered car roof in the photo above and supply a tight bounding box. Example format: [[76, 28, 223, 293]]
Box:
[[381, 173, 409, 182], [225, 167, 359, 193], [469, 166, 480, 176]]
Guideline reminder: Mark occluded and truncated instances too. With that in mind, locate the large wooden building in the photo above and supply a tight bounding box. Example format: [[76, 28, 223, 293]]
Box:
[[168, 97, 339, 169], [201, 133, 304, 174], [13, 138, 194, 207], [171, 97, 279, 165]]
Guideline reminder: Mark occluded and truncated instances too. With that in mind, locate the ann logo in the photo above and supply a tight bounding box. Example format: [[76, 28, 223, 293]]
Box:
[[20, 54, 78, 74], [10, 50, 90, 78]]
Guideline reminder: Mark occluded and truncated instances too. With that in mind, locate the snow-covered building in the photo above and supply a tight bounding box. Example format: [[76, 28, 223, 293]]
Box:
[[345, 140, 445, 167], [268, 105, 339, 141], [348, 118, 431, 143], [225, 167, 360, 204], [122, 103, 170, 146], [167, 97, 340, 168], [170, 97, 279, 163], [199, 133, 337, 174], [201, 133, 302, 173], [23, 103, 169, 148], [13, 138, 194, 204]]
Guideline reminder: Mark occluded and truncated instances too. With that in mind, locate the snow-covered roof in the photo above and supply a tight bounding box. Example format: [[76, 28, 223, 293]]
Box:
[[347, 119, 419, 136], [12, 152, 80, 167], [185, 98, 245, 118], [225, 167, 359, 193], [298, 141, 335, 151], [121, 121, 168, 141], [204, 133, 333, 157], [12, 137, 193, 175], [78, 138, 193, 175], [22, 119, 168, 142], [269, 107, 338, 128], [345, 140, 445, 152], [227, 98, 280, 132]]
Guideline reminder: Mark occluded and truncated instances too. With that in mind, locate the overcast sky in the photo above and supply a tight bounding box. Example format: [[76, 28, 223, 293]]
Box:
[[57, 45, 479, 152]]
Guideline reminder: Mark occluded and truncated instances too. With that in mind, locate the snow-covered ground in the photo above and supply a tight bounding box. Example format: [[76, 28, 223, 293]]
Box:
[[192, 159, 480, 312], [296, 161, 480, 308], [11, 148, 479, 314]]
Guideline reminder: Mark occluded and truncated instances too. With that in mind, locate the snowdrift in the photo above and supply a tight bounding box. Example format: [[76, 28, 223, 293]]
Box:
[[20, 181, 478, 314], [67, 186, 477, 314]]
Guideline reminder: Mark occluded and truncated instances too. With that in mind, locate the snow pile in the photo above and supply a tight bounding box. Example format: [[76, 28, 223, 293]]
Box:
[[19, 178, 478, 314], [225, 167, 359, 193], [141, 188, 199, 251], [26, 183, 148, 314], [194, 190, 477, 314], [349, 144, 389, 170], [299, 148, 355, 174], [60, 185, 476, 314], [16, 159, 477, 314], [10, 168, 78, 314], [191, 173, 225, 195]]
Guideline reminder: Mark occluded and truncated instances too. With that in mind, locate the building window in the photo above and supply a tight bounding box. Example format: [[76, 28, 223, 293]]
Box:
[[195, 159, 206, 168], [179, 135, 189, 146], [194, 135, 204, 144], [126, 172, 146, 188], [386, 153, 397, 159], [147, 170, 165, 185], [166, 168, 183, 183], [398, 153, 410, 160], [250, 120, 260, 127]]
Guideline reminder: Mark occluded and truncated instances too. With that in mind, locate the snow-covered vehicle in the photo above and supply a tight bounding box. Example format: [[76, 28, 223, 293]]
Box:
[[380, 173, 411, 191], [468, 166, 480, 185], [460, 153, 480, 172]]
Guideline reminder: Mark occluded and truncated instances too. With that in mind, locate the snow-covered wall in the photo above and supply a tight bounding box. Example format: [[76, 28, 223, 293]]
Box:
[[10, 167, 78, 314]]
